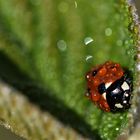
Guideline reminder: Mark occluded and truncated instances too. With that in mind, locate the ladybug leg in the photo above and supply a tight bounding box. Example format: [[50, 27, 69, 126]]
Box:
[[85, 88, 91, 98], [126, 77, 132, 86], [98, 98, 110, 112], [123, 73, 132, 84]]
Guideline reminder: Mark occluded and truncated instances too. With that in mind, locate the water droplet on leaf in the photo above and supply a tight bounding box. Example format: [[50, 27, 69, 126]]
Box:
[[107, 124, 112, 128], [124, 40, 129, 45], [116, 40, 123, 46], [84, 37, 94, 45], [86, 55, 93, 62], [57, 40, 67, 51], [74, 1, 78, 8], [115, 127, 119, 131], [119, 116, 123, 120], [105, 28, 112, 36]]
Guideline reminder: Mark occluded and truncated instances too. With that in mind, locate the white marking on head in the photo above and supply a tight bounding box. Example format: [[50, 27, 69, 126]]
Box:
[[121, 82, 130, 91], [105, 82, 112, 89], [115, 103, 123, 108], [102, 92, 106, 100]]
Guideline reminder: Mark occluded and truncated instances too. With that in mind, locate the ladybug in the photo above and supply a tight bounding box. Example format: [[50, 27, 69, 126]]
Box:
[[85, 61, 132, 112]]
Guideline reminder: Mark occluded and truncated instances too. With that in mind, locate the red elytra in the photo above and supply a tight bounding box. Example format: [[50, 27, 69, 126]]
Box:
[[86, 61, 124, 112]]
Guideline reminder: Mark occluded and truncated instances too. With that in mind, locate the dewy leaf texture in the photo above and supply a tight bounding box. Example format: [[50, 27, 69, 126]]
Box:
[[0, 0, 137, 140]]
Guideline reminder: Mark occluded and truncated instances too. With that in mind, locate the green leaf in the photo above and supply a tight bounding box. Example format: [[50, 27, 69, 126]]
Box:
[[0, 0, 137, 140]]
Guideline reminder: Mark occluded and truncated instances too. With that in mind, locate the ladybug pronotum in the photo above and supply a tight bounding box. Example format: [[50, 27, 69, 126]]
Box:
[[85, 61, 132, 112]]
